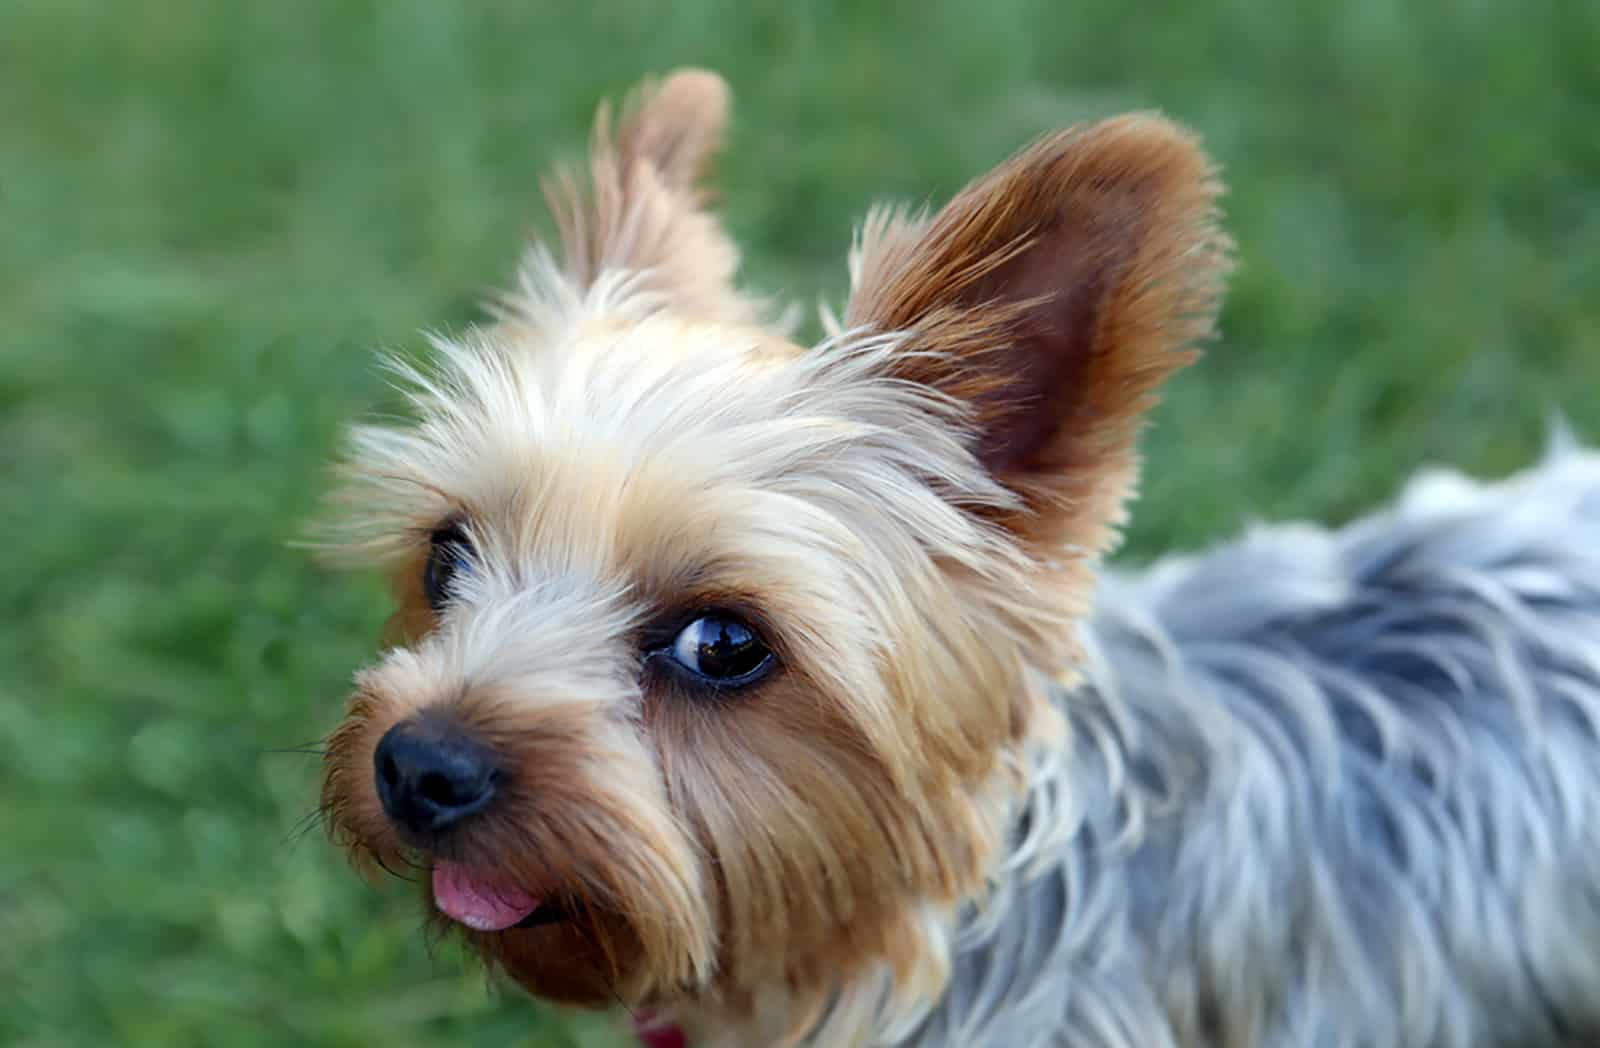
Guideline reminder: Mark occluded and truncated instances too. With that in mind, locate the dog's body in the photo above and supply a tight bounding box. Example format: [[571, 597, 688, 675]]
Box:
[[903, 443, 1600, 1047], [315, 70, 1600, 1046]]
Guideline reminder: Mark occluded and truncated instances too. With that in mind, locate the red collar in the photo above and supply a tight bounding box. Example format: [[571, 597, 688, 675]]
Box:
[[633, 1011, 687, 1048]]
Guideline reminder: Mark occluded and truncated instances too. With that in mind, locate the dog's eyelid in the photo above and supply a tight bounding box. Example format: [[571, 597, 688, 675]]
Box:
[[641, 600, 775, 644], [427, 512, 473, 544]]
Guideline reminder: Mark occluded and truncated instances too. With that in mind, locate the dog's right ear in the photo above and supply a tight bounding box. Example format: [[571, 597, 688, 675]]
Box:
[[846, 114, 1232, 563], [543, 69, 764, 325]]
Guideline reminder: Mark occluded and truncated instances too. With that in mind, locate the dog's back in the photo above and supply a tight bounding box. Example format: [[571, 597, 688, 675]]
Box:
[[912, 439, 1600, 1047]]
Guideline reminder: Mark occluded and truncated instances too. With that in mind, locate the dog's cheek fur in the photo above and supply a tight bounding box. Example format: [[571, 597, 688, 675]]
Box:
[[462, 694, 714, 1003], [652, 668, 991, 1011], [382, 545, 439, 646]]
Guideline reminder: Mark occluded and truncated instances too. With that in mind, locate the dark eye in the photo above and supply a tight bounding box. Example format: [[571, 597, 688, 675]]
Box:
[[423, 525, 474, 612], [668, 614, 773, 686]]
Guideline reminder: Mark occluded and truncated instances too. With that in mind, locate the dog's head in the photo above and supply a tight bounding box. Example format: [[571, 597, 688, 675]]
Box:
[[317, 69, 1228, 1034]]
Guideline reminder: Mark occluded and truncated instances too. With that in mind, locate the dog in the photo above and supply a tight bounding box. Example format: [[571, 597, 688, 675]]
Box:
[[315, 69, 1600, 1046]]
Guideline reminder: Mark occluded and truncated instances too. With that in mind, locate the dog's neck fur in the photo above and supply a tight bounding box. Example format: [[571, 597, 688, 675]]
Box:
[[903, 448, 1600, 1048]]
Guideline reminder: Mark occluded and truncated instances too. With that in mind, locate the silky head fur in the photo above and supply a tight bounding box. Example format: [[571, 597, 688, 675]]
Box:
[[316, 68, 1229, 1041]]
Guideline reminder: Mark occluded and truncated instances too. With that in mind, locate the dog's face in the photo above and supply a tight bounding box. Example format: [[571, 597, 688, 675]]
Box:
[[317, 70, 1228, 1029]]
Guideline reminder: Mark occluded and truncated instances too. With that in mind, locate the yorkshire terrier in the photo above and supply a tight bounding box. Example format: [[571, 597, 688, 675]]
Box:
[[317, 70, 1600, 1046]]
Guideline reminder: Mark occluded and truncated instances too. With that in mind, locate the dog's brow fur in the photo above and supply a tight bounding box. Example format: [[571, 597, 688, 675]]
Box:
[[315, 69, 1600, 1047]]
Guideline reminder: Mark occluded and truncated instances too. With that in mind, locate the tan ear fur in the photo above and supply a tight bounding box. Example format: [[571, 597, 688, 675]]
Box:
[[846, 114, 1232, 560], [543, 69, 765, 324]]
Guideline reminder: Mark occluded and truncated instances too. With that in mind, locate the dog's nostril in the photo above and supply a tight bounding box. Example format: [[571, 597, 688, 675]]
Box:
[[418, 770, 461, 807]]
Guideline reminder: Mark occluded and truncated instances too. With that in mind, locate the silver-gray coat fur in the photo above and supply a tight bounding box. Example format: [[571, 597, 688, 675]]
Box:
[[903, 437, 1600, 1047]]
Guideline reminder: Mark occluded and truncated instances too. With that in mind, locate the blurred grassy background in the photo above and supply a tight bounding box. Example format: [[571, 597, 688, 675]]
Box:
[[3, 1, 1597, 1045]]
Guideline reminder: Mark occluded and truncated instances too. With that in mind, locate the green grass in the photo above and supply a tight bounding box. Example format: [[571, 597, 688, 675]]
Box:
[[4, 1, 1597, 1044]]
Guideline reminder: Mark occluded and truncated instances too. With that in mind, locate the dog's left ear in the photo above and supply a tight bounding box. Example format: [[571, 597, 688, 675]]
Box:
[[846, 114, 1232, 557], [544, 69, 764, 325]]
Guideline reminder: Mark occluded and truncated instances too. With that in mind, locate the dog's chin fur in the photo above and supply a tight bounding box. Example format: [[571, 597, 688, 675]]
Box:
[[316, 67, 1237, 1042]]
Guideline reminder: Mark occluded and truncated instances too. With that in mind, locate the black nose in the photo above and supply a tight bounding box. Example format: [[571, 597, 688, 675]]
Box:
[[373, 720, 499, 836]]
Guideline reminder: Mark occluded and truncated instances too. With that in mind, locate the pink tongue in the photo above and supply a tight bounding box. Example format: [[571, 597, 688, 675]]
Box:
[[431, 860, 541, 931]]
